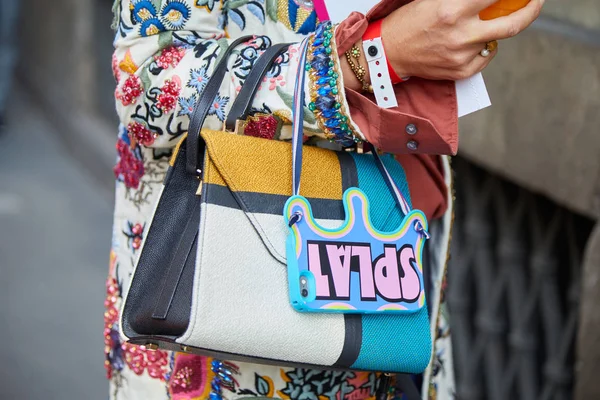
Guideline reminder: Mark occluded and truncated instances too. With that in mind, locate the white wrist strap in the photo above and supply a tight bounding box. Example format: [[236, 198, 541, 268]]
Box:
[[363, 38, 398, 109]]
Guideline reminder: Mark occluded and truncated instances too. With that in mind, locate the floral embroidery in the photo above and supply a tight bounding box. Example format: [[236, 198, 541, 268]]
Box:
[[243, 113, 280, 140], [187, 66, 210, 93], [178, 94, 197, 116], [112, 53, 121, 82], [104, 261, 170, 383], [154, 46, 186, 69], [195, 0, 217, 12], [278, 369, 378, 400], [157, 78, 182, 112], [219, 0, 266, 31], [122, 221, 145, 252], [130, 0, 166, 36], [161, 0, 192, 29], [209, 95, 229, 121], [104, 274, 123, 380], [116, 75, 144, 106], [114, 137, 145, 189], [233, 36, 271, 80], [128, 120, 158, 147], [169, 354, 213, 399]]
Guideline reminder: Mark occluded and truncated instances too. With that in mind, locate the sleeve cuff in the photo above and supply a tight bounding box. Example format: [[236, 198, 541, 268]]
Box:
[[334, 6, 459, 156]]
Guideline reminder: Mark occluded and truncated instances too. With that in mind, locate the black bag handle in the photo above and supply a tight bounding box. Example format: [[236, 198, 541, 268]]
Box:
[[186, 39, 292, 175], [225, 42, 291, 132], [186, 35, 253, 175]]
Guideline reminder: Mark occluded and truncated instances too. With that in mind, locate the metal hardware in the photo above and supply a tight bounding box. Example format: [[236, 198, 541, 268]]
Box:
[[144, 343, 159, 351]]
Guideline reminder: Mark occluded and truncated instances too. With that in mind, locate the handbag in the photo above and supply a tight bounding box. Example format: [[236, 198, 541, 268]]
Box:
[[121, 38, 433, 376]]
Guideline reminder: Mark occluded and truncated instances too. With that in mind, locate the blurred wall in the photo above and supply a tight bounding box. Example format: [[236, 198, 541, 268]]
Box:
[[457, 2, 600, 398], [17, 0, 117, 188], [460, 1, 600, 220]]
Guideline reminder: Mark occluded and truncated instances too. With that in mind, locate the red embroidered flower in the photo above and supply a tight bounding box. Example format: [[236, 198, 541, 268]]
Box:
[[154, 46, 186, 69], [169, 354, 211, 398], [104, 276, 121, 379], [157, 78, 181, 112], [113, 139, 145, 189], [121, 342, 169, 380], [127, 121, 157, 146], [116, 75, 144, 106], [244, 115, 279, 140], [112, 53, 121, 81]]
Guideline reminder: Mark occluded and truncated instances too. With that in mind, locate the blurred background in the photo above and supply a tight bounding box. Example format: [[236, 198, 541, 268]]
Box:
[[0, 0, 598, 399]]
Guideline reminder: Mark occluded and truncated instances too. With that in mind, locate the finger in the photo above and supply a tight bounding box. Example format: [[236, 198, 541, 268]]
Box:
[[460, 0, 504, 15], [456, 46, 498, 79], [475, 0, 544, 41]]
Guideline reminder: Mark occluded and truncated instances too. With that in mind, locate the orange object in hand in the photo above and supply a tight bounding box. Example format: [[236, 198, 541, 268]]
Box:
[[480, 0, 530, 20]]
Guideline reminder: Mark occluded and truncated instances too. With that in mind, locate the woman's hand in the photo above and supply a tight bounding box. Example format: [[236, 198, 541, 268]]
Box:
[[382, 0, 544, 80]]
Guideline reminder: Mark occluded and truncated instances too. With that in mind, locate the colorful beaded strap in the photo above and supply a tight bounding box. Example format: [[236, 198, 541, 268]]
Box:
[[292, 36, 429, 239]]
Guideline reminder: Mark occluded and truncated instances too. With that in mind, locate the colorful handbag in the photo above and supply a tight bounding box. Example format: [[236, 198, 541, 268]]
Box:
[[121, 38, 433, 376]]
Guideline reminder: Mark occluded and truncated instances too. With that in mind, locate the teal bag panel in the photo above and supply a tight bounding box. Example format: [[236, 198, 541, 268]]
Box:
[[349, 153, 432, 373]]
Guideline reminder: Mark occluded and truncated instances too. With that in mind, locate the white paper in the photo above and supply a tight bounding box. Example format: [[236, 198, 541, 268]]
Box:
[[455, 73, 492, 117], [323, 0, 379, 23], [323, 0, 492, 117]]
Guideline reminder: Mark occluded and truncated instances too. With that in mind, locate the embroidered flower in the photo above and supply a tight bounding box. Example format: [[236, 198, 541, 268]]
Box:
[[157, 78, 181, 112], [112, 53, 121, 82], [104, 275, 123, 379], [244, 114, 279, 140], [114, 139, 145, 189], [123, 221, 145, 251], [122, 342, 169, 380], [195, 0, 217, 12], [116, 75, 144, 106], [154, 46, 186, 69], [160, 0, 191, 29], [131, 1, 167, 36], [169, 354, 211, 399], [127, 121, 157, 146], [187, 66, 210, 93], [268, 74, 285, 91], [178, 95, 197, 117], [209, 95, 229, 121]]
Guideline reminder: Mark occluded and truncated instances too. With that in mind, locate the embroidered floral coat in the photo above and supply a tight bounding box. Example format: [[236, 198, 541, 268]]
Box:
[[108, 1, 456, 399]]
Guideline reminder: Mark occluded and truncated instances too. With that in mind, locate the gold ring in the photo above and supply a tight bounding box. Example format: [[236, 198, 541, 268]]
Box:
[[480, 40, 498, 57]]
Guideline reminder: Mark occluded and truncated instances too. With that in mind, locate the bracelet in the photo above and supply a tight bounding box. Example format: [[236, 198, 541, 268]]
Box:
[[363, 19, 405, 85], [306, 21, 363, 147], [344, 45, 374, 94]]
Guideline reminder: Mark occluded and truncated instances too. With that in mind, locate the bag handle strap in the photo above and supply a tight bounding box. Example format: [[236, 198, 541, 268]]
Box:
[[186, 35, 254, 175], [291, 38, 415, 220], [225, 43, 292, 132]]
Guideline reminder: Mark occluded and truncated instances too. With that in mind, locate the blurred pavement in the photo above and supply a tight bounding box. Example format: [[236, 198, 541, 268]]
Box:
[[0, 90, 112, 399]]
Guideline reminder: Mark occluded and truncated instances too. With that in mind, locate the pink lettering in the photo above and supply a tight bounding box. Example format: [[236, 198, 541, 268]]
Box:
[[374, 246, 403, 301], [308, 243, 330, 297], [326, 245, 352, 298], [399, 246, 420, 301], [352, 245, 376, 299]]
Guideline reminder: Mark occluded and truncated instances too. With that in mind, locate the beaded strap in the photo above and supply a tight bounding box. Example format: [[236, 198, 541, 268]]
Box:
[[306, 21, 364, 147]]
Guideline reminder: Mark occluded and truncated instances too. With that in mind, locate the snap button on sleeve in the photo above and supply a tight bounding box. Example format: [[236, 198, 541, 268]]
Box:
[[407, 140, 419, 151], [405, 123, 418, 135]]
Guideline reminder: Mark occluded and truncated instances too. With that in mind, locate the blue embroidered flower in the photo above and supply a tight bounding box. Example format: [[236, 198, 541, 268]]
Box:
[[187, 66, 210, 93], [161, 0, 191, 29], [178, 95, 197, 116], [209, 95, 229, 121], [195, 0, 217, 11], [132, 0, 158, 23], [140, 17, 166, 36], [219, 0, 266, 31]]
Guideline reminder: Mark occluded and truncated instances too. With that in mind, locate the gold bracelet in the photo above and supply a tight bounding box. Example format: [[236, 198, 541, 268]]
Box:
[[344, 45, 373, 94]]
